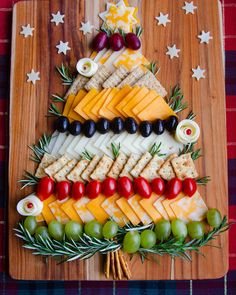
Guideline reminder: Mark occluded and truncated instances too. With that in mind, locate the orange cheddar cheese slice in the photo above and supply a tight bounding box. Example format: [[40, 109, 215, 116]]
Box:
[[161, 193, 184, 220], [132, 90, 158, 116], [63, 94, 76, 117], [74, 88, 99, 120], [86, 194, 109, 224], [107, 85, 132, 118], [48, 200, 70, 224], [127, 195, 152, 225], [73, 197, 95, 223], [139, 193, 163, 223], [137, 96, 176, 121], [101, 194, 128, 227], [116, 197, 140, 226], [116, 86, 140, 117], [99, 88, 120, 120], [68, 89, 87, 122], [91, 89, 112, 118], [83, 89, 108, 121], [122, 87, 149, 119], [41, 195, 57, 224], [60, 198, 82, 223], [36, 214, 44, 223], [153, 196, 169, 220]]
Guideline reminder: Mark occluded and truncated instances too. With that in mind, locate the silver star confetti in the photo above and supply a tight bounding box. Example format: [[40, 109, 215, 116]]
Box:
[[56, 41, 71, 55], [166, 45, 180, 59], [79, 21, 94, 35], [182, 1, 197, 14], [27, 69, 40, 85], [198, 31, 213, 44], [51, 11, 65, 26], [155, 12, 171, 27], [192, 66, 205, 81], [20, 24, 34, 38]]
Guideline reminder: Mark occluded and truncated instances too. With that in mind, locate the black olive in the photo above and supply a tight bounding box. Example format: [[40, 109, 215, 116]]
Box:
[[96, 118, 110, 134], [165, 116, 179, 132], [83, 120, 96, 138], [111, 117, 124, 134], [153, 119, 165, 135], [124, 117, 138, 134], [68, 121, 82, 136], [55, 116, 69, 133], [139, 121, 152, 137]]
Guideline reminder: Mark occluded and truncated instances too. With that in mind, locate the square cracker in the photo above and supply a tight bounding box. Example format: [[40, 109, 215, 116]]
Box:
[[158, 153, 178, 180], [35, 153, 57, 178], [171, 153, 198, 180]]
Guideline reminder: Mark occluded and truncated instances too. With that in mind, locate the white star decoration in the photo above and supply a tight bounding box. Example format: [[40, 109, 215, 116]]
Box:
[[166, 45, 180, 59], [192, 66, 205, 81], [27, 70, 40, 85], [20, 24, 34, 38], [182, 1, 197, 14], [198, 31, 213, 44], [51, 11, 65, 26], [155, 12, 171, 27], [79, 21, 94, 35], [56, 41, 71, 55]]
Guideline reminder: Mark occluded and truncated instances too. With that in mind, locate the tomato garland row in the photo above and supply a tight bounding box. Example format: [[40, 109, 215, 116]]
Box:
[[37, 175, 198, 201]]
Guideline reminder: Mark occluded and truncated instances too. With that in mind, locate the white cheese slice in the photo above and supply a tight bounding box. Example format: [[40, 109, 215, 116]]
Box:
[[104, 48, 126, 72], [123, 134, 139, 154], [128, 195, 152, 225], [58, 134, 76, 156], [47, 131, 59, 154], [66, 135, 82, 159], [51, 132, 68, 156], [73, 197, 95, 223], [153, 196, 169, 220], [113, 132, 131, 156], [99, 133, 114, 157], [140, 133, 157, 151], [85, 133, 103, 156], [132, 134, 146, 154], [74, 136, 90, 155], [93, 48, 107, 63], [155, 131, 183, 157]]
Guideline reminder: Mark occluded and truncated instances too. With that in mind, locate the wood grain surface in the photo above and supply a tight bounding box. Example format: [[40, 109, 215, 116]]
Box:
[[8, 0, 227, 280]]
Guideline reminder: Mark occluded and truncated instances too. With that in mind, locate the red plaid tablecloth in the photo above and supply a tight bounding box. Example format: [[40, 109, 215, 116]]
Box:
[[0, 0, 235, 294]]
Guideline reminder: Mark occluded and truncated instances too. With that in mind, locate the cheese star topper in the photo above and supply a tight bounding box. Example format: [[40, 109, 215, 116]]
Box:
[[99, 0, 139, 32]]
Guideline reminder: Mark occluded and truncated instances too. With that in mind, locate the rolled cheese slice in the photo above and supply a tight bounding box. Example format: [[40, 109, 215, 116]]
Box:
[[76, 58, 98, 77], [175, 119, 200, 144], [17, 194, 43, 216]]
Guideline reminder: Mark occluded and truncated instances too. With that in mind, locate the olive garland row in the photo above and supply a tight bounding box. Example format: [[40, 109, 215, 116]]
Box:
[[55, 116, 179, 138]]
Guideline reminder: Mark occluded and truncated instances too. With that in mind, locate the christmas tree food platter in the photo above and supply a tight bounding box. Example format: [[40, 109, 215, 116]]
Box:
[[9, 0, 228, 280]]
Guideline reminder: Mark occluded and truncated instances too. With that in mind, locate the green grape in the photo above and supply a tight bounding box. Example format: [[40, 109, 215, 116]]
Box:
[[171, 219, 188, 240], [187, 221, 205, 239], [23, 216, 37, 235], [206, 209, 222, 227], [84, 220, 103, 239], [123, 231, 140, 254], [35, 226, 50, 241], [140, 230, 156, 249], [102, 221, 118, 239], [154, 220, 171, 241], [65, 221, 83, 241], [48, 220, 64, 241]]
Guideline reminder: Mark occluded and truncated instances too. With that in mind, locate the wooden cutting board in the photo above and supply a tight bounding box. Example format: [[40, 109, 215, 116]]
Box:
[[8, 0, 228, 280]]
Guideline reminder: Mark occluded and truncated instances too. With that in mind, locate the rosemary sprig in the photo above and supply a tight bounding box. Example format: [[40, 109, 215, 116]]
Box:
[[186, 111, 196, 121], [18, 171, 39, 189], [134, 26, 143, 37], [81, 149, 93, 161], [146, 62, 160, 75], [166, 85, 188, 113], [15, 216, 231, 264], [28, 133, 51, 163], [196, 176, 211, 185], [191, 148, 201, 161], [149, 142, 166, 157], [56, 63, 75, 86], [48, 103, 62, 117], [111, 142, 120, 158], [52, 94, 65, 103], [179, 143, 201, 160]]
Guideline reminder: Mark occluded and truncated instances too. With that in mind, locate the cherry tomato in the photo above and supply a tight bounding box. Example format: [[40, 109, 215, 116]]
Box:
[[117, 177, 134, 199], [165, 178, 182, 199], [102, 177, 117, 197], [37, 176, 54, 201], [134, 177, 152, 198], [86, 180, 101, 199], [151, 178, 165, 195], [182, 178, 197, 197], [55, 181, 71, 201], [71, 181, 85, 200]]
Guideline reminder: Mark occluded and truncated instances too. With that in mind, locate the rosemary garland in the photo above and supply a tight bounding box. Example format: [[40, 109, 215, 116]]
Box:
[[14, 216, 230, 264], [18, 171, 39, 189], [48, 103, 62, 117], [179, 143, 201, 161], [52, 94, 65, 103], [56, 63, 75, 86], [166, 85, 188, 113], [28, 133, 52, 163], [196, 176, 211, 185]]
